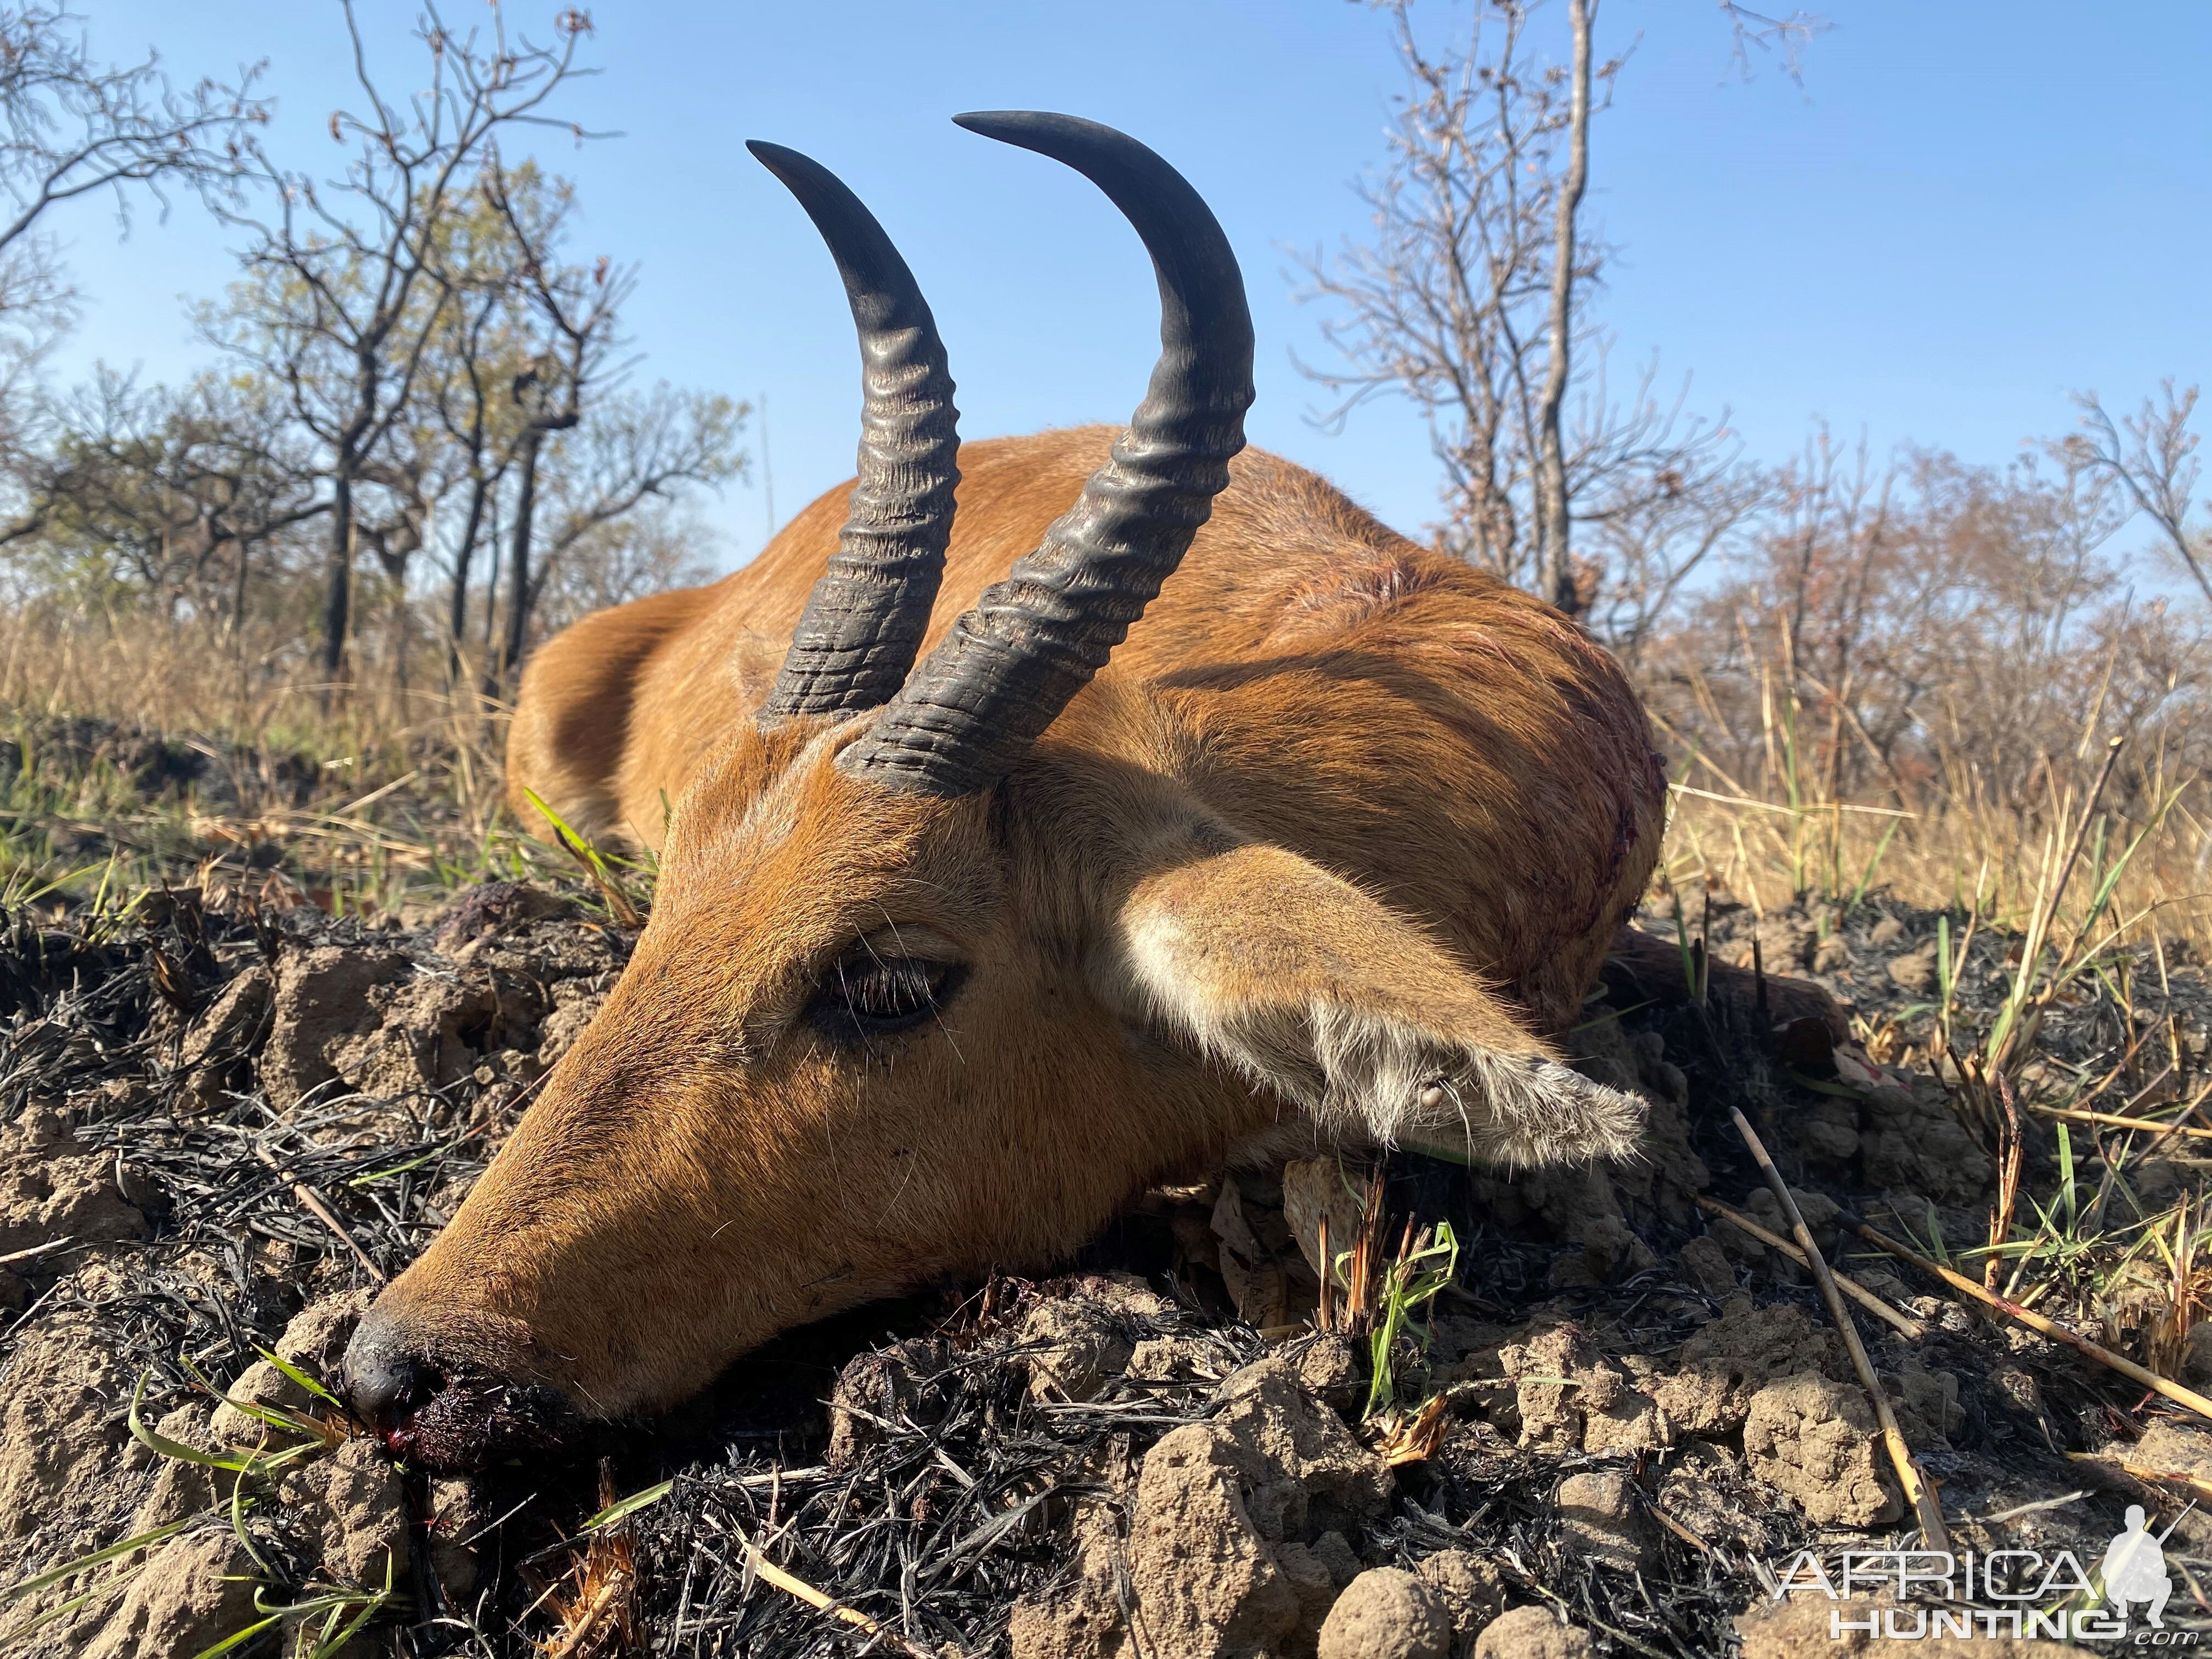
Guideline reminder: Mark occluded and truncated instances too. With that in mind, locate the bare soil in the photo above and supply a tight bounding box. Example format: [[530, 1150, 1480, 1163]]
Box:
[[0, 872, 2208, 1655]]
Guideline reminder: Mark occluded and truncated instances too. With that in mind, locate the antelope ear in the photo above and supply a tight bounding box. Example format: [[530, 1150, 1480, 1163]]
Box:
[[1100, 840, 1644, 1167]]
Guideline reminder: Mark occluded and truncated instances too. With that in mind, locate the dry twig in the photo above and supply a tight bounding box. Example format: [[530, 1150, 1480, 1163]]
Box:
[[0, 1237, 75, 1268], [253, 1143, 385, 1284], [1695, 1197, 1923, 1338], [738, 1533, 943, 1659], [1838, 1207, 2212, 1423], [1731, 1108, 1950, 1551], [2032, 1103, 2212, 1143]]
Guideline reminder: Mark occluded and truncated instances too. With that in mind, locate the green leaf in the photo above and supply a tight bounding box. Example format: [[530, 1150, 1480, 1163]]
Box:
[[254, 1347, 343, 1410], [183, 1611, 284, 1659], [0, 1587, 99, 1644], [259, 1555, 394, 1659], [342, 1145, 448, 1187], [1850, 817, 1901, 909], [2058, 1124, 2078, 1229], [3, 1519, 193, 1604], [301, 1588, 388, 1659], [174, 1356, 341, 1452], [579, 1478, 673, 1532], [129, 1375, 261, 1475]]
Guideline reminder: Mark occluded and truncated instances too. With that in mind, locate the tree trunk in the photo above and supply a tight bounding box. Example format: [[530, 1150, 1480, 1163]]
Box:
[[1536, 0, 1593, 617], [481, 489, 503, 657], [390, 554, 411, 703], [496, 426, 545, 691], [447, 471, 489, 686], [321, 466, 354, 676], [229, 538, 249, 637]]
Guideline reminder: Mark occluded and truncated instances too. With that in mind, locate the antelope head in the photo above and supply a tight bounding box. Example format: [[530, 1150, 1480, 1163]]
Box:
[[344, 114, 1643, 1469]]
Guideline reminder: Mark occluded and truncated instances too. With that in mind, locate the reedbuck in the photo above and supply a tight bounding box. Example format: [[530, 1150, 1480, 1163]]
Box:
[[347, 113, 1664, 1468]]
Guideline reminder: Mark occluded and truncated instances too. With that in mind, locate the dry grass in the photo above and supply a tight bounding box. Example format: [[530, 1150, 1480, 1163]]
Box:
[[1655, 725, 2212, 960], [0, 612, 552, 919], [1654, 690, 2212, 1405], [0, 608, 502, 775], [1665, 788, 2212, 957]]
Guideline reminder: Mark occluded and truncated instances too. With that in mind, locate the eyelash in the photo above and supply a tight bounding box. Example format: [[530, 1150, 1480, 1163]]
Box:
[[807, 956, 964, 1044]]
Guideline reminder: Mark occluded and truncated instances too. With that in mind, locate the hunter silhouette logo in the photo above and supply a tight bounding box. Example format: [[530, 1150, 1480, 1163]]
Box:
[[2102, 1504, 2176, 1630]]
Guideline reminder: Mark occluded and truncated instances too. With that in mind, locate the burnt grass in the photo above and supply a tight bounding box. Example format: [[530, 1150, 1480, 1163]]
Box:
[[2, 871, 2211, 1655]]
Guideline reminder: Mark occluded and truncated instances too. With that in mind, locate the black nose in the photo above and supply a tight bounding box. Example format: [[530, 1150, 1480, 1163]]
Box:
[[343, 1310, 439, 1437], [340, 1304, 585, 1470]]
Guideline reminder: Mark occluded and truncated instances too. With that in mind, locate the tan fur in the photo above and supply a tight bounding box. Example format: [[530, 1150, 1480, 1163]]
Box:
[[377, 426, 1666, 1423]]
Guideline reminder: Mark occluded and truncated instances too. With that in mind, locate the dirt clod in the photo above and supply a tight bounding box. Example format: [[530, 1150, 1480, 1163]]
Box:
[[259, 944, 413, 1108], [78, 1530, 263, 1659], [1742, 1372, 1902, 1526], [1886, 939, 1940, 994], [0, 1109, 148, 1256], [1413, 1550, 1508, 1656], [278, 1437, 406, 1588], [1019, 1352, 1394, 1659], [1677, 1234, 1737, 1298], [1557, 1468, 1654, 1572], [1020, 1295, 1134, 1403], [825, 1337, 954, 1469], [1471, 1604, 1595, 1659], [1318, 1567, 1451, 1659]]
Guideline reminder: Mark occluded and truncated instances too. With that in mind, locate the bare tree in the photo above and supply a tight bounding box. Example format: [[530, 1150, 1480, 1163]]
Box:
[[417, 161, 555, 683], [528, 493, 718, 630], [1578, 414, 1773, 665], [1532, 0, 1592, 612], [1298, 1, 1740, 623], [1716, 3, 1829, 83], [1301, 1, 1822, 629], [202, 2, 602, 681], [4, 368, 325, 629], [512, 382, 744, 656], [1635, 427, 2199, 821], [479, 157, 634, 687], [1297, 2, 1591, 590], [0, 7, 266, 459], [0, 5, 264, 246], [2063, 382, 2207, 607], [422, 251, 520, 681]]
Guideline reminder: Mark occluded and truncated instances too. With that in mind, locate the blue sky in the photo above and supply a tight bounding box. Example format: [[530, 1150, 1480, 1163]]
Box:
[[45, 1, 2212, 567]]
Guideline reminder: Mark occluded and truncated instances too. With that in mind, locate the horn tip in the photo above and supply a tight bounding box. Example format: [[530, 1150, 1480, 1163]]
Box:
[[952, 110, 1071, 142]]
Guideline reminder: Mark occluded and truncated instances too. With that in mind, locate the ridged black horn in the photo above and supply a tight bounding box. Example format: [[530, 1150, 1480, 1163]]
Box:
[[839, 112, 1254, 795], [748, 140, 960, 721]]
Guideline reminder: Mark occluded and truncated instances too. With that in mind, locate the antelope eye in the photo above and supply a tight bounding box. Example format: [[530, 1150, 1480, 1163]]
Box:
[[807, 955, 965, 1044]]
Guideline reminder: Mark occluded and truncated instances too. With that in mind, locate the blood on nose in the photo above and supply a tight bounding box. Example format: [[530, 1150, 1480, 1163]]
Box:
[[342, 1310, 440, 1446]]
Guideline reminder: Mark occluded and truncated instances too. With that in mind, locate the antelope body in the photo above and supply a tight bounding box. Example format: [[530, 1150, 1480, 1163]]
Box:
[[346, 115, 1665, 1469]]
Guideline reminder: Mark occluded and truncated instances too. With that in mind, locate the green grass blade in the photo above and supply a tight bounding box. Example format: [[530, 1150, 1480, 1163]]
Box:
[[1849, 816, 1901, 909], [128, 1375, 261, 1476], [301, 1589, 388, 1659], [3, 1519, 193, 1604], [184, 1611, 284, 1659], [2058, 1124, 2077, 1230], [4, 1586, 99, 1641], [580, 1478, 673, 1532], [254, 1347, 345, 1410]]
